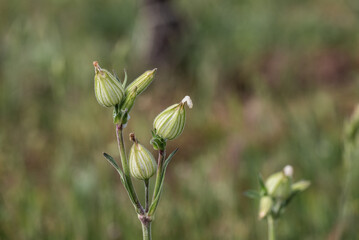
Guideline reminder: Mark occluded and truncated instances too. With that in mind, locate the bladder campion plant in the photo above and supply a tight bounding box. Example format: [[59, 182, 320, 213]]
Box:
[[246, 165, 310, 240], [92, 61, 193, 240]]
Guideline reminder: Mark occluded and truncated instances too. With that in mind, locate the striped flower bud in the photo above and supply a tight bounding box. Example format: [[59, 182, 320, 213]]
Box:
[[93, 61, 125, 107], [121, 86, 137, 113], [129, 134, 157, 180], [153, 96, 193, 140], [125, 69, 157, 96]]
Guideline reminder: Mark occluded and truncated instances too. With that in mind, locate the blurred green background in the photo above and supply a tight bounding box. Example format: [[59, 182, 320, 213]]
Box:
[[1, 0, 359, 239]]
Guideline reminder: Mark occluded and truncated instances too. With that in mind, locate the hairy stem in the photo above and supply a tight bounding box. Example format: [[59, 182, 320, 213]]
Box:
[[267, 215, 276, 240], [116, 124, 144, 214]]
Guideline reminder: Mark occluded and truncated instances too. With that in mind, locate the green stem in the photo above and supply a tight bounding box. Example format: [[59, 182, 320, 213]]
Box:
[[116, 124, 144, 214], [145, 179, 150, 212], [141, 222, 152, 240], [149, 150, 166, 214], [267, 215, 276, 240]]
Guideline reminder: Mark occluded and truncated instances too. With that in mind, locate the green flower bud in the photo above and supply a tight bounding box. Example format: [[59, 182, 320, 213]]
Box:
[[125, 68, 157, 96], [129, 134, 157, 180], [117, 86, 138, 125], [93, 61, 125, 107], [153, 96, 193, 140], [265, 165, 292, 199], [259, 196, 273, 219], [121, 87, 137, 113]]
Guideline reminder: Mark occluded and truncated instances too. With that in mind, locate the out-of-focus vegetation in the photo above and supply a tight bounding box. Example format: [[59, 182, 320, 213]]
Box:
[[1, 0, 359, 239]]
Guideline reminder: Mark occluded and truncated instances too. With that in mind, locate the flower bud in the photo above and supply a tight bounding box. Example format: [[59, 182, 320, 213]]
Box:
[[292, 180, 310, 192], [125, 68, 157, 96], [265, 167, 292, 199], [129, 134, 157, 180], [153, 96, 193, 140], [121, 87, 137, 113], [93, 61, 125, 107], [259, 196, 273, 219]]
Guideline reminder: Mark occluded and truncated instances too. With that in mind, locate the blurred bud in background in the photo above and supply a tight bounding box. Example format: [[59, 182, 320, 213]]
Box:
[[259, 196, 273, 219], [248, 165, 310, 220]]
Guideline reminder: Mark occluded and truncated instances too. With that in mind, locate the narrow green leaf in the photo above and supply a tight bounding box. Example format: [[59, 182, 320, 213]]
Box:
[[258, 174, 268, 195], [103, 153, 125, 186], [103, 152, 121, 171], [244, 190, 261, 199], [103, 153, 138, 208], [113, 71, 121, 83], [148, 148, 179, 216], [164, 148, 179, 168], [122, 69, 128, 88]]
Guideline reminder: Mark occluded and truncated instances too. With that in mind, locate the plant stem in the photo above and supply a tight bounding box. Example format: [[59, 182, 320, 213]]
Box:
[[267, 215, 276, 240], [116, 124, 144, 214], [141, 222, 152, 240], [145, 179, 150, 212], [149, 150, 166, 215]]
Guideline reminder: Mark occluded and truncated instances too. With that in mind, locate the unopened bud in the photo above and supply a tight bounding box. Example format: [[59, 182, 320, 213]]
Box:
[[125, 68, 157, 96], [129, 135, 157, 180], [121, 87, 137, 113], [118, 86, 138, 124], [265, 171, 291, 199], [292, 180, 311, 192], [93, 61, 125, 107], [153, 96, 193, 140], [259, 196, 273, 219]]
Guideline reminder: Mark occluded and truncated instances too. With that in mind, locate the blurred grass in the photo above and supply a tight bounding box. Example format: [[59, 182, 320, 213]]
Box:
[[1, 0, 359, 239]]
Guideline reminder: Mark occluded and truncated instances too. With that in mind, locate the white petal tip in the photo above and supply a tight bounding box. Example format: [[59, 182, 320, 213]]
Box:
[[182, 96, 193, 109], [283, 165, 293, 177]]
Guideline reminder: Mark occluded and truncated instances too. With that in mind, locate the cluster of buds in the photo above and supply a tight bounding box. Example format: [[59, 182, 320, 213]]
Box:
[[93, 61, 156, 125], [93, 61, 193, 231], [246, 165, 310, 220]]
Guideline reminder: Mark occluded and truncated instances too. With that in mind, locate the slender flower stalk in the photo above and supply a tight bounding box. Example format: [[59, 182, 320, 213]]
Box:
[[116, 124, 144, 214], [141, 222, 152, 240], [267, 215, 275, 240], [148, 150, 166, 216], [144, 179, 150, 212]]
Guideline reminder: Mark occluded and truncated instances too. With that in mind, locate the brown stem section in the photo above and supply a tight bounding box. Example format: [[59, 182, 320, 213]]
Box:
[[145, 179, 150, 213]]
